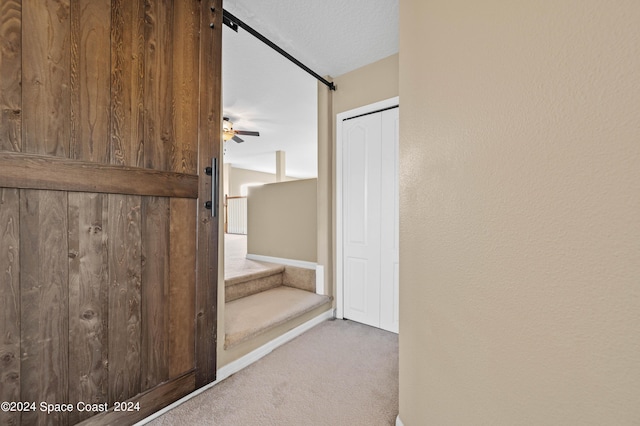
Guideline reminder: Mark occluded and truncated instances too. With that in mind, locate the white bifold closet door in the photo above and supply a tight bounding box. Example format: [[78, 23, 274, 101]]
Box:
[[342, 106, 399, 333]]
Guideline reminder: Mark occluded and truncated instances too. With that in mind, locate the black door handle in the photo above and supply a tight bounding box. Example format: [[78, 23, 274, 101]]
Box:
[[204, 159, 217, 217]]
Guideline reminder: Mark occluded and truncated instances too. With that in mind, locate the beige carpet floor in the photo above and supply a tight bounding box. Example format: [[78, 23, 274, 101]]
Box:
[[147, 319, 399, 426]]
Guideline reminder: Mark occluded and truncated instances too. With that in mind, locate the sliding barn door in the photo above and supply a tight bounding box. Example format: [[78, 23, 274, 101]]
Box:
[[0, 1, 221, 424]]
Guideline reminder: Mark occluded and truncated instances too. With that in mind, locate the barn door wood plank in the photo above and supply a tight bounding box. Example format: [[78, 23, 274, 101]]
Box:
[[20, 3, 71, 425], [195, 0, 222, 387], [140, 196, 170, 391], [171, 0, 200, 174], [0, 0, 22, 152], [167, 0, 200, 379], [22, 0, 71, 157], [143, 0, 174, 171], [139, 0, 176, 393], [169, 198, 196, 377], [0, 5, 22, 425], [68, 193, 109, 424], [111, 0, 145, 168], [108, 194, 142, 403], [67, 2, 112, 419], [0, 152, 199, 198], [0, 188, 20, 426], [19, 189, 69, 426], [70, 0, 111, 163]]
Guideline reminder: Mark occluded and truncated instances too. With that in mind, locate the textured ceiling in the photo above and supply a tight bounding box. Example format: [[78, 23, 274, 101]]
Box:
[[222, 0, 398, 178], [223, 0, 399, 77]]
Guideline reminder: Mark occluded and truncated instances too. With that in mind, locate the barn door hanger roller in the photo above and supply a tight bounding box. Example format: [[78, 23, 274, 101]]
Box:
[[222, 9, 336, 91]]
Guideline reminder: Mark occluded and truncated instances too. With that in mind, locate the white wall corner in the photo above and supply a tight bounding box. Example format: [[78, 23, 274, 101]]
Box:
[[315, 264, 325, 295]]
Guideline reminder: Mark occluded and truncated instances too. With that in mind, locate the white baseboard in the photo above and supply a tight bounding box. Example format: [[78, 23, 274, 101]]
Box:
[[134, 308, 335, 425], [396, 415, 405, 426], [246, 253, 316, 270]]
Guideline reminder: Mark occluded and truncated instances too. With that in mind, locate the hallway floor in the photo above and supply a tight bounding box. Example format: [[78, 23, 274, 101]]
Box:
[[147, 319, 399, 425]]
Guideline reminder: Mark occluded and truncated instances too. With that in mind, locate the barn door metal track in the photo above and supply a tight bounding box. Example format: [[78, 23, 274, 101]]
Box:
[[222, 9, 337, 91]]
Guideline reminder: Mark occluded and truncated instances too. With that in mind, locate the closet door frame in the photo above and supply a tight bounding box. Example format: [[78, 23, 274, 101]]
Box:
[[336, 96, 399, 329]]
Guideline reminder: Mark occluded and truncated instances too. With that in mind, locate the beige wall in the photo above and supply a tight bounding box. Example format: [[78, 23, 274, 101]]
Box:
[[332, 53, 399, 115], [316, 54, 399, 298], [227, 166, 296, 197], [247, 179, 317, 262], [399, 1, 640, 425]]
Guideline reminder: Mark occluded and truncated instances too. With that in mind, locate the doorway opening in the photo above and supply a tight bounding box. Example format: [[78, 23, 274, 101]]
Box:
[[219, 12, 331, 366]]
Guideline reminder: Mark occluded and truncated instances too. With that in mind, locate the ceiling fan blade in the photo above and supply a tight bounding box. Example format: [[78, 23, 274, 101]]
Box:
[[232, 135, 244, 143], [234, 130, 260, 137]]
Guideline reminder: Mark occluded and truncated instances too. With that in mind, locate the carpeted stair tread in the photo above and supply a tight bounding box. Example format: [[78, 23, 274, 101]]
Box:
[[225, 286, 331, 349]]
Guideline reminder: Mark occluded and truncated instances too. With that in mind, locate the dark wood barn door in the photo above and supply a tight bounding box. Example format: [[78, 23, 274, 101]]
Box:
[[0, 0, 221, 424]]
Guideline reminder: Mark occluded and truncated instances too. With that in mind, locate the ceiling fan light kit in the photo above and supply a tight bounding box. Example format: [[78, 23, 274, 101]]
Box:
[[223, 117, 260, 143]]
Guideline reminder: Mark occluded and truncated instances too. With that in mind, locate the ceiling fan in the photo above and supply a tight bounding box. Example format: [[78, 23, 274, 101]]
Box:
[[223, 117, 260, 143]]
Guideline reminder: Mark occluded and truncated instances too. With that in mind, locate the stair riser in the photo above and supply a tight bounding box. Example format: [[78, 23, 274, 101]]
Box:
[[282, 267, 316, 293], [226, 272, 283, 302]]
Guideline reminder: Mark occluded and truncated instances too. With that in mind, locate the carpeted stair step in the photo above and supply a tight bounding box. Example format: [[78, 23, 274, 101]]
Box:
[[225, 263, 285, 302], [225, 286, 331, 349]]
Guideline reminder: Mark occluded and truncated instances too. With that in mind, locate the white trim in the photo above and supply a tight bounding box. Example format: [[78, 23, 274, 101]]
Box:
[[315, 264, 325, 295], [335, 96, 400, 320], [134, 308, 335, 425], [246, 253, 316, 270], [396, 415, 405, 426]]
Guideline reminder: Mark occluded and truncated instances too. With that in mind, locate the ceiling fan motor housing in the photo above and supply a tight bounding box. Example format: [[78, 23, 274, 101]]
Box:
[[223, 117, 259, 143]]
